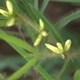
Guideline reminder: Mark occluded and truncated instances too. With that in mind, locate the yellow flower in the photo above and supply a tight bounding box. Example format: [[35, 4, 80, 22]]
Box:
[[0, 0, 15, 27], [6, 0, 13, 15], [45, 39, 71, 54], [0, 0, 13, 17], [34, 19, 48, 46]]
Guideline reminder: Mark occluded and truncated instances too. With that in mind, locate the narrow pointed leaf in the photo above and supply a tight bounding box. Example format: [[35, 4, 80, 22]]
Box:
[[51, 0, 80, 3], [40, 0, 49, 13], [55, 11, 80, 30], [0, 31, 36, 53], [7, 57, 39, 80]]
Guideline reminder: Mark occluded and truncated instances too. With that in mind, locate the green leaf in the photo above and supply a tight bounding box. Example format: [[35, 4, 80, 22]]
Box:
[[51, 0, 80, 3], [35, 65, 53, 80], [0, 19, 7, 26], [0, 30, 54, 80], [7, 42, 32, 60], [40, 0, 49, 13], [0, 30, 36, 53], [7, 57, 39, 80], [55, 11, 80, 30], [34, 0, 38, 10], [74, 69, 80, 80], [7, 38, 54, 80]]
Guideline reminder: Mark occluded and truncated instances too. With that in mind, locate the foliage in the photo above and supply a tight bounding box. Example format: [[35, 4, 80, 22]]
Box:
[[0, 0, 80, 80]]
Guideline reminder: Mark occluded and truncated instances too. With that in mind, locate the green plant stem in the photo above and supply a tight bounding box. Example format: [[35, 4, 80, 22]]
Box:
[[40, 0, 49, 13], [34, 0, 38, 10], [55, 58, 69, 80], [35, 65, 54, 80], [8, 42, 54, 80], [18, 14, 40, 33], [16, 24, 39, 80], [17, 23, 26, 41], [7, 57, 39, 80]]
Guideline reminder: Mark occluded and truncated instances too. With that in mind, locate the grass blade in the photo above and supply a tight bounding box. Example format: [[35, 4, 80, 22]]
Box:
[[35, 65, 54, 80], [51, 0, 80, 3], [7, 57, 39, 80], [0, 30, 36, 53], [54, 10, 80, 30], [34, 0, 38, 10], [40, 0, 49, 13]]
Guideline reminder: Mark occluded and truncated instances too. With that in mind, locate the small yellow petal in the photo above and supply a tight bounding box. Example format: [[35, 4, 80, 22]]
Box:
[[0, 9, 9, 17], [64, 39, 71, 51], [34, 34, 43, 46], [45, 44, 60, 54], [39, 19, 44, 31], [6, 0, 13, 15], [6, 17, 15, 27], [41, 31, 48, 37], [56, 42, 63, 53]]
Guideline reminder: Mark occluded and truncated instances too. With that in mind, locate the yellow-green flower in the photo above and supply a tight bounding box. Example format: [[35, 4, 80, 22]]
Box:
[[45, 44, 61, 54], [45, 39, 71, 54], [0, 0, 16, 27], [34, 19, 48, 46], [0, 0, 13, 17]]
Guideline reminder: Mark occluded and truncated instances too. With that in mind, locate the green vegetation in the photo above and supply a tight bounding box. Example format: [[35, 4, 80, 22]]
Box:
[[0, 0, 80, 80]]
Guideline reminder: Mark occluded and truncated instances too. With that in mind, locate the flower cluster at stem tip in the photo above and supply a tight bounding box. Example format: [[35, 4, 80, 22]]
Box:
[[45, 39, 72, 59], [33, 19, 72, 58], [0, 0, 18, 26]]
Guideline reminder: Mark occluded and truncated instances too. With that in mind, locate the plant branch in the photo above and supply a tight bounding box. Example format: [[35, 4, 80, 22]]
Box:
[[17, 24, 26, 41], [55, 58, 69, 80], [16, 23, 39, 80]]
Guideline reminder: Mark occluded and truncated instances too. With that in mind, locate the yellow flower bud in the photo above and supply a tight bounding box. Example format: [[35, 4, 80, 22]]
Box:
[[39, 19, 44, 31], [34, 34, 43, 46], [64, 39, 71, 51], [6, 0, 13, 15], [41, 31, 48, 37], [45, 44, 61, 54], [56, 42, 63, 53]]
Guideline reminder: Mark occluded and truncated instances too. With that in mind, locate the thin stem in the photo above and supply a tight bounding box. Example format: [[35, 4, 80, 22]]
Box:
[[31, 67, 39, 80], [17, 14, 40, 33], [35, 65, 54, 80], [55, 58, 69, 80], [16, 23, 39, 80], [34, 0, 38, 10], [17, 24, 26, 41]]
